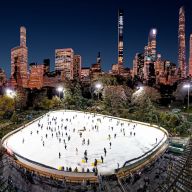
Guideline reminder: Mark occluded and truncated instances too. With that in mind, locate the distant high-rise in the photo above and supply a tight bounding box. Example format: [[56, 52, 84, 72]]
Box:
[[133, 53, 144, 79], [11, 26, 28, 87], [97, 52, 101, 64], [55, 48, 74, 80], [43, 59, 50, 74], [0, 68, 6, 87], [90, 52, 102, 79], [73, 55, 81, 80], [189, 34, 192, 76], [178, 6, 186, 78], [20, 26, 26, 47], [118, 9, 124, 73], [143, 28, 157, 84], [148, 28, 157, 61]]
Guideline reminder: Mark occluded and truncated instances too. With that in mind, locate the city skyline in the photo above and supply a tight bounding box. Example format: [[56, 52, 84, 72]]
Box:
[[0, 0, 192, 77]]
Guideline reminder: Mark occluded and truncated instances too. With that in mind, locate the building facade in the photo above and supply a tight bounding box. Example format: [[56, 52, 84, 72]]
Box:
[[118, 9, 124, 74], [73, 55, 81, 80], [178, 6, 186, 78], [0, 68, 6, 87], [10, 26, 28, 88], [90, 52, 102, 80], [189, 34, 192, 77], [55, 48, 74, 80], [133, 53, 144, 80], [28, 63, 44, 89], [143, 29, 157, 85]]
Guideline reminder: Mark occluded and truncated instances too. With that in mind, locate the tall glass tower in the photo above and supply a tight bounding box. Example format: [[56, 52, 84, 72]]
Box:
[[178, 6, 186, 78], [118, 9, 124, 73], [189, 34, 192, 76]]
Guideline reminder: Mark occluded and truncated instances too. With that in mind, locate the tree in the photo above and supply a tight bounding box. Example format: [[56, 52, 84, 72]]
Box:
[[52, 96, 61, 108], [11, 111, 18, 123], [102, 85, 133, 116], [131, 86, 161, 106], [0, 96, 15, 119]]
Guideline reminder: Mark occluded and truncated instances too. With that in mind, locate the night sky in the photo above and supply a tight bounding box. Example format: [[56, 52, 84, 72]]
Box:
[[0, 0, 192, 77]]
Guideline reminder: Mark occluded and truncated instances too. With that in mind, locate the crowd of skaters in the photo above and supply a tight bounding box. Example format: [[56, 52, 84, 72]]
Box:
[[21, 111, 158, 174]]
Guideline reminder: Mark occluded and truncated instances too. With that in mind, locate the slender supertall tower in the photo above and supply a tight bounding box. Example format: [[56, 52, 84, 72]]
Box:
[[178, 6, 186, 78], [97, 52, 101, 64], [20, 26, 26, 47], [11, 26, 28, 87], [148, 28, 157, 61], [118, 9, 124, 73], [189, 34, 192, 76]]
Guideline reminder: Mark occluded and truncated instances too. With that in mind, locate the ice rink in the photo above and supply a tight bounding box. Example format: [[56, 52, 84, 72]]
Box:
[[3, 110, 167, 174]]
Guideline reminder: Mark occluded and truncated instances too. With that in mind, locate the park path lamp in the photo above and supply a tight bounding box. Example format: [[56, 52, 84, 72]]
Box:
[[183, 84, 191, 110], [137, 86, 144, 91], [6, 88, 17, 111], [95, 83, 102, 100], [135, 85, 144, 95], [57, 86, 64, 99]]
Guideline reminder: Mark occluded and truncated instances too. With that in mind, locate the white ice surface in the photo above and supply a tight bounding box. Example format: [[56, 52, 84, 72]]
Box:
[[4, 110, 167, 174]]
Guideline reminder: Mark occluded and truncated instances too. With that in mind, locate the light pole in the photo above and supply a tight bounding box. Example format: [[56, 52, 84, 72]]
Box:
[[183, 84, 191, 110], [95, 83, 102, 100], [57, 86, 64, 99]]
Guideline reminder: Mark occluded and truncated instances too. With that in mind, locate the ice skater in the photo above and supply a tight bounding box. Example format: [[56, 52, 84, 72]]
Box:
[[94, 159, 98, 167], [109, 142, 112, 148], [101, 156, 104, 163], [84, 150, 87, 157], [104, 148, 107, 156]]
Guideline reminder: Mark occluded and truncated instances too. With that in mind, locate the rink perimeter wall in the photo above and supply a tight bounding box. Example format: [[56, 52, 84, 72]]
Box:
[[1, 109, 168, 181]]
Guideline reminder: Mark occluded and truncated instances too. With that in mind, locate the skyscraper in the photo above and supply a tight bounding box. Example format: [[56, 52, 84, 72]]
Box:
[[55, 48, 74, 80], [143, 28, 157, 84], [90, 52, 102, 80], [11, 26, 28, 87], [118, 9, 124, 73], [178, 6, 186, 78], [20, 26, 26, 47], [73, 55, 82, 80], [148, 28, 157, 61], [189, 34, 192, 77]]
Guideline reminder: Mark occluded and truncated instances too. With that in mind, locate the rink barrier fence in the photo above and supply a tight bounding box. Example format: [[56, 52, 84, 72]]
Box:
[[1, 109, 168, 181], [116, 138, 168, 178], [1, 113, 47, 147]]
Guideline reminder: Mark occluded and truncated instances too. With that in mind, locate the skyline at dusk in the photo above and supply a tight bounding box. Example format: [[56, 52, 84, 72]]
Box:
[[0, 0, 192, 77]]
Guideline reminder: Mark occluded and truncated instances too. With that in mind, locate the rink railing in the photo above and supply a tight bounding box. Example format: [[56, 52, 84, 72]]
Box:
[[1, 112, 47, 148], [50, 110, 169, 176], [1, 111, 98, 182], [1, 109, 168, 181]]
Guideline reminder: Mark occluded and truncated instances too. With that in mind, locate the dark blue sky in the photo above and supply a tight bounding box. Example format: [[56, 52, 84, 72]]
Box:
[[0, 0, 192, 77]]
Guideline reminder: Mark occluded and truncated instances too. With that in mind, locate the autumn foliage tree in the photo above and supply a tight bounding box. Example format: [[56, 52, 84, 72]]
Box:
[[0, 95, 15, 119]]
